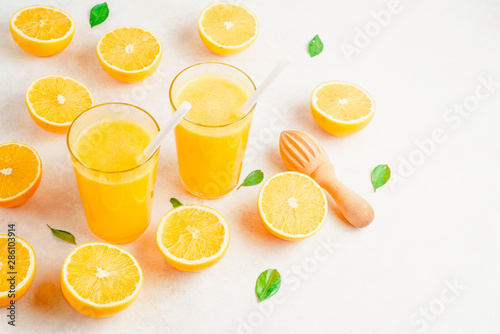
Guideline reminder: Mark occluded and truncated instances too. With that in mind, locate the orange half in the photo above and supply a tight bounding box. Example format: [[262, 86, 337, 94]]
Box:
[[0, 143, 42, 208], [10, 5, 75, 57], [311, 81, 375, 136]]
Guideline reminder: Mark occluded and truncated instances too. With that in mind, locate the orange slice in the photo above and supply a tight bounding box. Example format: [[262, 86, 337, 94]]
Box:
[[26, 75, 94, 133], [10, 5, 75, 57], [0, 235, 36, 307], [258, 172, 328, 240], [97, 26, 163, 83], [0, 143, 42, 208], [311, 81, 376, 136], [198, 2, 259, 56], [156, 205, 230, 271], [61, 242, 143, 317]]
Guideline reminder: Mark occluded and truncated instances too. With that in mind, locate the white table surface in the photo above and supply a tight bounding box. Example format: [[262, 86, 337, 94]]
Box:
[[1, 0, 500, 333]]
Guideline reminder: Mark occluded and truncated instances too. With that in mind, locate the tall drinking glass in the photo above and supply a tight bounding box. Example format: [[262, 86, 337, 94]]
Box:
[[67, 103, 160, 243], [169, 63, 256, 198]]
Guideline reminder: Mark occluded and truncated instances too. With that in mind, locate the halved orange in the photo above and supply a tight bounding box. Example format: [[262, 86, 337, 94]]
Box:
[[0, 143, 42, 208], [0, 235, 36, 307], [198, 2, 259, 56], [61, 242, 143, 317], [311, 81, 375, 136], [97, 26, 163, 83], [258, 172, 328, 240], [156, 205, 230, 271], [10, 5, 75, 57], [26, 75, 94, 133]]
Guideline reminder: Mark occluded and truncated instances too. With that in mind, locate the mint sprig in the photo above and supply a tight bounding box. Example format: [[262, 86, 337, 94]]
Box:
[[170, 198, 183, 208], [90, 2, 109, 28], [308, 35, 323, 57], [238, 170, 264, 190], [255, 269, 281, 302], [371, 164, 391, 191], [47, 225, 76, 245]]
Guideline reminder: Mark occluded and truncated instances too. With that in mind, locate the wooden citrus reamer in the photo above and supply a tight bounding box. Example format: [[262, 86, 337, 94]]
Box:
[[279, 130, 374, 228]]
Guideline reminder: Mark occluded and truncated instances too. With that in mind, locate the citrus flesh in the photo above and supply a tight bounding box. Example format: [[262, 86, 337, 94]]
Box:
[[26, 75, 94, 133], [311, 81, 375, 136], [156, 205, 230, 271], [97, 26, 162, 83], [258, 172, 328, 240], [198, 2, 258, 55], [0, 235, 36, 307], [61, 242, 143, 317], [10, 5, 75, 56], [0, 143, 42, 208]]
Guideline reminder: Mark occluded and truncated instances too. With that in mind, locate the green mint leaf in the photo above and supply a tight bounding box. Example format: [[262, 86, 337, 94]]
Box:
[[238, 170, 264, 190], [89, 2, 109, 28], [308, 35, 324, 57], [371, 164, 391, 191], [170, 198, 183, 208], [255, 269, 281, 302], [47, 225, 76, 245]]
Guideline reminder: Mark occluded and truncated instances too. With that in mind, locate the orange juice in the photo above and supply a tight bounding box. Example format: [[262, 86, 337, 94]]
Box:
[[170, 63, 255, 198], [67, 103, 159, 243]]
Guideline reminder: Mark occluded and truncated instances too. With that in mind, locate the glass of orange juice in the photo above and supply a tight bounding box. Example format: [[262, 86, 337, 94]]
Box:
[[169, 63, 256, 198], [67, 103, 160, 243]]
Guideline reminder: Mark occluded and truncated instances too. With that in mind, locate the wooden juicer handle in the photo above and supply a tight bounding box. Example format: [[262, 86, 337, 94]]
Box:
[[279, 130, 374, 228]]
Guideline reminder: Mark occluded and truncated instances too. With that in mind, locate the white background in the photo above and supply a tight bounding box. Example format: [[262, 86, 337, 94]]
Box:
[[1, 0, 500, 333]]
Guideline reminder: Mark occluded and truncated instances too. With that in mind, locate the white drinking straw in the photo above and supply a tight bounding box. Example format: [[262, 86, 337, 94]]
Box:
[[239, 56, 292, 115], [136, 101, 192, 164]]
